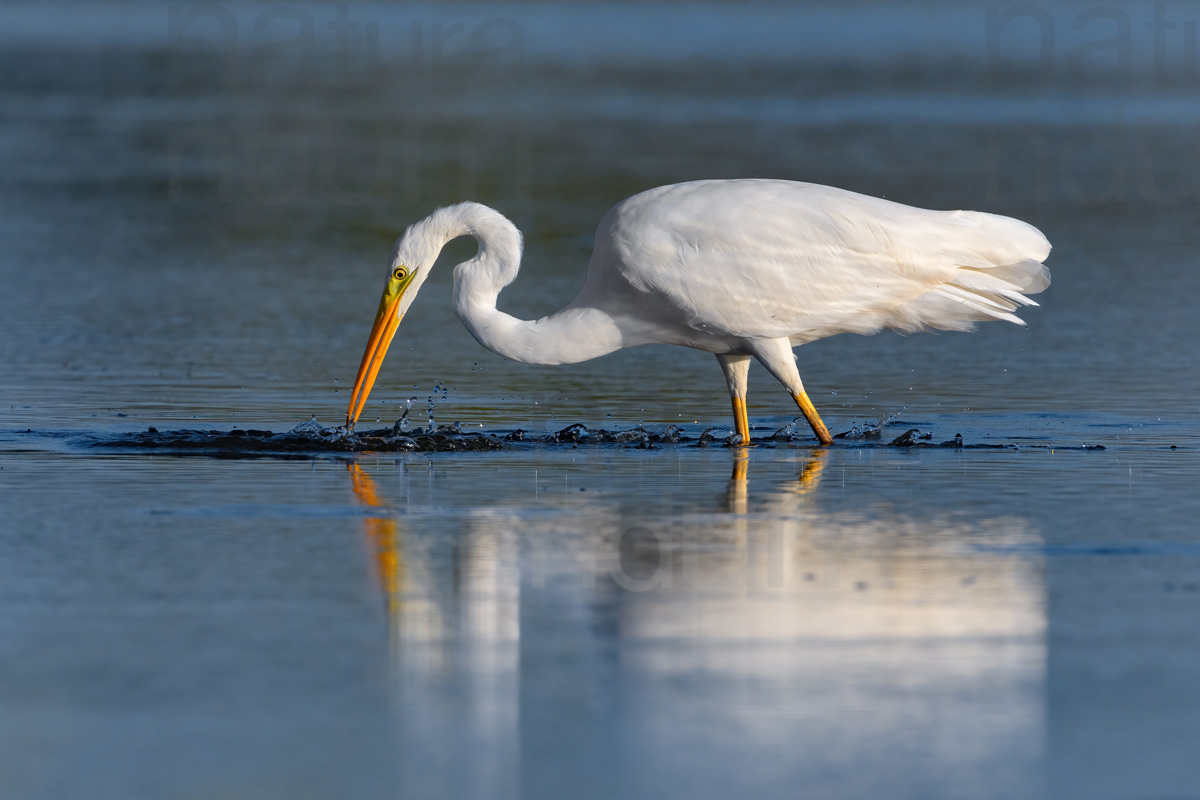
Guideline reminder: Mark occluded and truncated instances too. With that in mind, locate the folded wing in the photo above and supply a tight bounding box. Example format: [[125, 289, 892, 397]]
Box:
[[599, 179, 1051, 344]]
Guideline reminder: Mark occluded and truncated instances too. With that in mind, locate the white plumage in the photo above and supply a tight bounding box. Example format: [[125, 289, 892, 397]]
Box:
[[347, 179, 1051, 445]]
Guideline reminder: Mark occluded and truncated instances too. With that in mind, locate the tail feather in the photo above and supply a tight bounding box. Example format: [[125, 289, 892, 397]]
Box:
[[979, 259, 1051, 295], [889, 213, 1051, 332], [940, 284, 1018, 313]]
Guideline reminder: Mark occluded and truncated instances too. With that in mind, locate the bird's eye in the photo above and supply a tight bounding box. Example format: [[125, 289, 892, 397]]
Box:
[[393, 267, 409, 281]]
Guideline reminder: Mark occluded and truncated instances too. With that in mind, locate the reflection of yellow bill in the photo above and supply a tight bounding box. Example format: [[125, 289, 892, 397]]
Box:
[[348, 464, 400, 615]]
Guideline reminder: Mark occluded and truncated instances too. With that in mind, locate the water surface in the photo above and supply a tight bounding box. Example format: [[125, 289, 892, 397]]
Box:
[[2, 2, 1199, 798]]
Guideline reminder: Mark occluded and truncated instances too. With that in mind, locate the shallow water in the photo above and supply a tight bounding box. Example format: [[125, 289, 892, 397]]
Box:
[[3, 1, 1200, 798]]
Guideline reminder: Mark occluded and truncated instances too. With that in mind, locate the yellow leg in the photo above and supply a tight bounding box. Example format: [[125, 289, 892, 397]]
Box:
[[731, 395, 751, 445], [792, 391, 834, 446]]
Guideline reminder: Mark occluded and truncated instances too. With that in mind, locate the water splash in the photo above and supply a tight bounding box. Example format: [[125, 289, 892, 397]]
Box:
[[83, 418, 1098, 457], [424, 380, 451, 434], [698, 427, 732, 447], [91, 419, 504, 454], [769, 418, 802, 441], [888, 429, 932, 446], [392, 397, 418, 434], [613, 427, 652, 446], [835, 408, 905, 440], [291, 418, 325, 437], [548, 423, 589, 444], [659, 425, 685, 444], [546, 423, 690, 447]]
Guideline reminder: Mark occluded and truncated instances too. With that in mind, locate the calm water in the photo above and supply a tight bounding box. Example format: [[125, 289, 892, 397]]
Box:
[[3, 2, 1200, 798]]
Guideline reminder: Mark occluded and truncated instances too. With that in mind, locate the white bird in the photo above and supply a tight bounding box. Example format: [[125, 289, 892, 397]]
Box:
[[347, 179, 1051, 445]]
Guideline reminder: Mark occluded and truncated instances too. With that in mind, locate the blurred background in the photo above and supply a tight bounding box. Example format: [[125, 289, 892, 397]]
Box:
[[3, 0, 1199, 428], [2, 2, 1199, 799]]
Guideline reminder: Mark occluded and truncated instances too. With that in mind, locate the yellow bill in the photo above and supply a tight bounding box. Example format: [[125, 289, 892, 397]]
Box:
[[346, 265, 416, 428]]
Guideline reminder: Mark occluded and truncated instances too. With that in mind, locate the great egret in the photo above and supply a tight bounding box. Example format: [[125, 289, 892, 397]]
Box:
[[347, 179, 1051, 445]]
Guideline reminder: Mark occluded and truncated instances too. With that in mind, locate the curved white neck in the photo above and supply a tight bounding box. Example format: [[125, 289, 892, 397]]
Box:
[[418, 203, 626, 365]]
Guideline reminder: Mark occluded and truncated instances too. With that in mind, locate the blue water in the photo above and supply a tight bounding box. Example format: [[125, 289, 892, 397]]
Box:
[[3, 2, 1200, 799]]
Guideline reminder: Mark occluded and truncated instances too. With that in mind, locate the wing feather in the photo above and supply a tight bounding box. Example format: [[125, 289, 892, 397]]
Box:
[[594, 179, 1051, 344]]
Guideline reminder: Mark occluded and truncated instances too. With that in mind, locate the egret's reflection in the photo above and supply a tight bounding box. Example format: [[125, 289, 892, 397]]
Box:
[[347, 464, 401, 618], [347, 462, 520, 800], [726, 447, 826, 514], [345, 453, 1046, 800]]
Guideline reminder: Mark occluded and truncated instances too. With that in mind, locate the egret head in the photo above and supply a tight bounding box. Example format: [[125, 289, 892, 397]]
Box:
[[344, 203, 523, 428], [345, 228, 438, 428]]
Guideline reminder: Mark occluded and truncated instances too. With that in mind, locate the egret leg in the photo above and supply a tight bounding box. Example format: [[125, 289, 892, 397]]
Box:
[[716, 354, 752, 446], [748, 339, 835, 446], [793, 391, 834, 446]]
